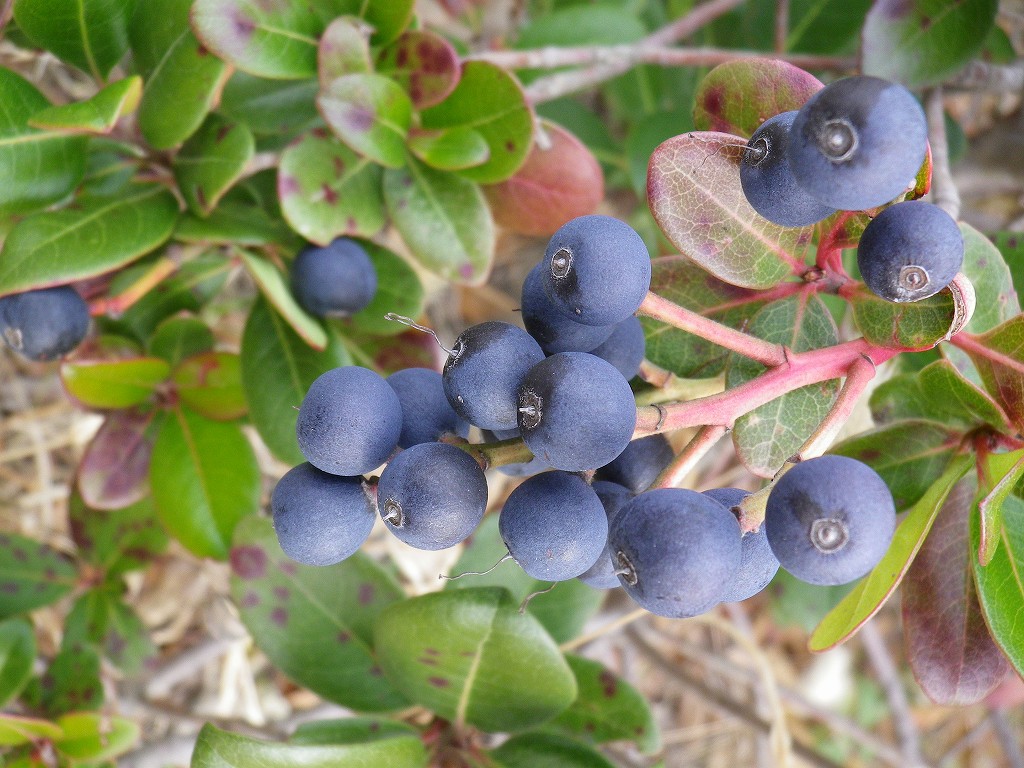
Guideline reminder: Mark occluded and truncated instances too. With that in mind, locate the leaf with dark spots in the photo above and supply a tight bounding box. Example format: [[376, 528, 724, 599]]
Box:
[[960, 222, 1020, 334], [849, 283, 957, 350], [0, 619, 35, 707], [39, 644, 104, 716], [490, 732, 617, 768], [172, 351, 248, 420], [692, 58, 823, 137], [0, 533, 77, 620], [376, 30, 460, 109], [69, 491, 168, 578], [903, 475, 1009, 704], [317, 16, 371, 85], [290, 717, 419, 746], [62, 589, 155, 675], [77, 409, 156, 510], [172, 114, 254, 217], [230, 516, 407, 711], [960, 314, 1024, 431], [318, 73, 412, 169]]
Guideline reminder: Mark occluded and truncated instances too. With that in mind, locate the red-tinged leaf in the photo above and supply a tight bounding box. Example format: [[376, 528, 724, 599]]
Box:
[[483, 121, 603, 237], [317, 73, 412, 169], [959, 315, 1024, 431], [647, 131, 808, 289], [902, 475, 1009, 705], [849, 283, 956, 351], [692, 58, 823, 137], [77, 409, 155, 510], [61, 357, 171, 410], [376, 30, 460, 109], [171, 351, 248, 421], [317, 16, 371, 86], [345, 328, 445, 376], [68, 492, 168, 577], [978, 448, 1024, 566]]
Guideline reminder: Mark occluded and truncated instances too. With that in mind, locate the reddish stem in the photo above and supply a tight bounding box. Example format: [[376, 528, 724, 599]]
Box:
[[651, 424, 728, 489], [797, 354, 877, 459], [88, 257, 178, 317]]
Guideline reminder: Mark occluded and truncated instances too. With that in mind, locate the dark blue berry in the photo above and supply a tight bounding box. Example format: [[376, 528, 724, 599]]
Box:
[[589, 316, 645, 380], [578, 481, 634, 589], [541, 215, 651, 327], [290, 238, 377, 317], [442, 321, 544, 431], [387, 367, 468, 448], [740, 111, 836, 227], [789, 76, 927, 211], [521, 263, 613, 354], [608, 489, 742, 617], [0, 286, 90, 361], [271, 463, 375, 566], [499, 471, 607, 581], [296, 366, 403, 476], [765, 455, 895, 586], [703, 487, 779, 602], [856, 200, 963, 303], [517, 352, 636, 472], [377, 442, 487, 550], [595, 434, 674, 494]]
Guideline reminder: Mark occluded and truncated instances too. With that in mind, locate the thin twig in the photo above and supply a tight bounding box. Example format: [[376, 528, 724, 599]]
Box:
[[797, 354, 876, 459], [861, 621, 926, 768], [650, 424, 728, 489], [945, 58, 1024, 91], [560, 607, 649, 652], [925, 87, 961, 220], [774, 0, 789, 53], [990, 710, 1024, 768]]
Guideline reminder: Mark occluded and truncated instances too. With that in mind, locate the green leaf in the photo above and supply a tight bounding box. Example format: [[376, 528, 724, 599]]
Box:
[[69, 491, 168, 577], [408, 127, 489, 171], [648, 132, 807, 289], [376, 30, 460, 109], [173, 115, 255, 216], [53, 713, 139, 762], [318, 17, 371, 85], [28, 76, 141, 135], [960, 222, 1020, 334], [241, 298, 351, 464], [13, 0, 136, 79], [726, 295, 840, 477], [960, 314, 1024, 431], [490, 732, 616, 768], [444, 515, 603, 644], [172, 351, 248, 421], [832, 420, 964, 511], [808, 453, 972, 652], [374, 587, 576, 732], [0, 185, 178, 297], [61, 356, 171, 410], [0, 68, 87, 216], [150, 407, 260, 559], [39, 643, 104, 715], [238, 249, 328, 350], [191, 723, 427, 768], [977, 448, 1024, 565], [149, 315, 215, 366], [971, 493, 1024, 680], [176, 204, 300, 248], [692, 58, 823, 137], [230, 516, 407, 711], [420, 61, 533, 184], [0, 533, 77, 620], [625, 110, 693, 196], [0, 619, 35, 706], [278, 129, 385, 246], [290, 718, 418, 746], [383, 158, 495, 286], [0, 715, 63, 747], [342, 241, 423, 337], [129, 0, 229, 149], [849, 284, 956, 350], [552, 655, 659, 753], [219, 73, 319, 138], [318, 73, 412, 169], [861, 0, 998, 88], [62, 588, 155, 674]]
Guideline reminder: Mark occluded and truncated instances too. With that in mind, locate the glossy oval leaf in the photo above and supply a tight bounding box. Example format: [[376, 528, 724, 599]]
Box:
[[13, 0, 135, 79], [238, 249, 327, 350], [0, 715, 63, 747], [376, 30, 460, 109], [861, 0, 998, 88], [131, 0, 230, 149], [849, 283, 956, 350], [375, 587, 576, 732], [278, 130, 386, 246], [318, 16, 371, 85], [420, 61, 533, 184], [53, 712, 139, 762], [0, 185, 178, 297], [241, 298, 351, 464], [28, 76, 142, 135], [173, 115, 255, 216], [149, 407, 259, 560], [648, 132, 807, 289], [148, 315, 216, 366], [191, 723, 427, 768], [809, 453, 972, 652], [490, 732, 616, 768], [172, 351, 248, 421], [176, 203, 301, 249], [383, 158, 495, 286], [61, 357, 171, 410], [38, 642, 105, 716], [408, 127, 489, 171], [0, 619, 35, 707], [692, 58, 823, 137], [230, 516, 407, 711], [961, 314, 1024, 431], [68, 492, 168, 578], [219, 73, 320, 139], [290, 718, 418, 746], [961, 222, 1020, 334], [977, 448, 1024, 565], [0, 68, 87, 216], [0, 533, 77, 620], [62, 588, 155, 675], [318, 73, 412, 169]]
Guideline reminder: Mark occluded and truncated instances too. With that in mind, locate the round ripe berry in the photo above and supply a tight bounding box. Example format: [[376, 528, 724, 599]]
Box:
[[703, 487, 780, 603], [608, 488, 741, 618], [289, 238, 377, 318], [517, 352, 636, 472], [594, 434, 674, 494], [442, 321, 544, 431], [387, 367, 468, 448], [296, 366, 403, 476], [541, 215, 651, 327], [377, 442, 487, 550], [589, 315, 645, 380], [740, 111, 837, 227], [0, 286, 90, 361], [521, 263, 614, 354], [271, 463, 375, 566], [765, 455, 895, 586], [788, 76, 927, 211], [856, 200, 963, 303], [499, 471, 608, 581], [578, 481, 634, 590]]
